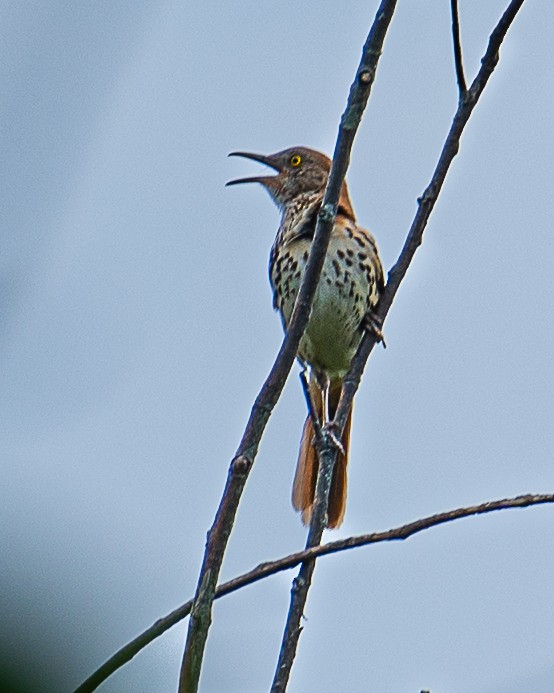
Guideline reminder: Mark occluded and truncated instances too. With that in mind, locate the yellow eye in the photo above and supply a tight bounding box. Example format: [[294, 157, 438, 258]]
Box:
[[290, 154, 302, 168]]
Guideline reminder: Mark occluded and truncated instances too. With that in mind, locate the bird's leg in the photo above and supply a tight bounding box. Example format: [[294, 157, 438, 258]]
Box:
[[315, 370, 345, 456], [322, 376, 330, 425], [312, 370, 330, 424], [363, 310, 387, 349], [299, 368, 323, 437]]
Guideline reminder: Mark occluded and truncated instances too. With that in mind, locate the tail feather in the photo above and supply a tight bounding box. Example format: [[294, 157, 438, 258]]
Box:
[[292, 378, 352, 529], [292, 415, 319, 526], [327, 408, 351, 528]]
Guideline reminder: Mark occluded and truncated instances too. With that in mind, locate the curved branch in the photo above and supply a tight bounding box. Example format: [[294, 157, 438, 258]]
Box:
[[75, 2, 527, 691], [75, 493, 554, 692], [270, 1, 399, 689], [272, 1, 526, 689], [177, 1, 400, 691], [335, 0, 526, 430]]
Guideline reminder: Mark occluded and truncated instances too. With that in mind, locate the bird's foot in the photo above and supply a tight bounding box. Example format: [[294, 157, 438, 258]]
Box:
[[321, 422, 345, 456], [363, 311, 387, 349]]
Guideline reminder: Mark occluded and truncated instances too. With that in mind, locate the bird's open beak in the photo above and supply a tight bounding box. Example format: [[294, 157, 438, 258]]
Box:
[[226, 151, 281, 187]]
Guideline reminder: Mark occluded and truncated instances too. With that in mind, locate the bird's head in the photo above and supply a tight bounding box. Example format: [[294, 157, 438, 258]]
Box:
[[226, 146, 354, 218]]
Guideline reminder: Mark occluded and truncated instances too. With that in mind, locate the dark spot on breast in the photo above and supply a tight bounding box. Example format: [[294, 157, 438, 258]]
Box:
[[346, 248, 354, 258], [337, 249, 345, 259], [345, 257, 353, 267], [303, 251, 309, 262], [326, 277, 332, 285], [332, 259, 341, 276], [358, 252, 367, 260]]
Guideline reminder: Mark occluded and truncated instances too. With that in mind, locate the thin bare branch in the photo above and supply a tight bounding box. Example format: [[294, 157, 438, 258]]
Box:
[[75, 2, 526, 691], [334, 0, 526, 432], [75, 493, 554, 692], [451, 0, 467, 95], [177, 1, 398, 689], [270, 2, 399, 688], [272, 0, 525, 689]]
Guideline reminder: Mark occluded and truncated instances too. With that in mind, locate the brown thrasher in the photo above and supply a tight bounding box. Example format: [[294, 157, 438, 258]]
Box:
[[227, 147, 384, 528]]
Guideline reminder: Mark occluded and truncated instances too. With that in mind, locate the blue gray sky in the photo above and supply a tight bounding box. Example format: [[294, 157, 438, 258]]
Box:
[[1, 2, 553, 691]]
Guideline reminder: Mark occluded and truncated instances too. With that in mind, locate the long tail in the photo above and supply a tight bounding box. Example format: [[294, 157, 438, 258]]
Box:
[[291, 377, 352, 529]]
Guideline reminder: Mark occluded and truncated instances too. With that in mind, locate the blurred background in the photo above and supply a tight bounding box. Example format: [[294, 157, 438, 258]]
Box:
[[1, 1, 553, 691]]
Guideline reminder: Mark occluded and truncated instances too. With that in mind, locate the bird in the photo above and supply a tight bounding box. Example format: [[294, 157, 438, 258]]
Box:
[[227, 146, 384, 528]]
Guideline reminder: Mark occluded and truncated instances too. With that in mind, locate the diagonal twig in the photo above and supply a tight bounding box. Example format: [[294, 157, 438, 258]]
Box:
[[451, 0, 467, 96], [272, 0, 526, 690], [270, 2, 399, 689], [74, 493, 553, 692], [334, 0, 526, 433], [74, 2, 526, 691], [177, 4, 399, 691]]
